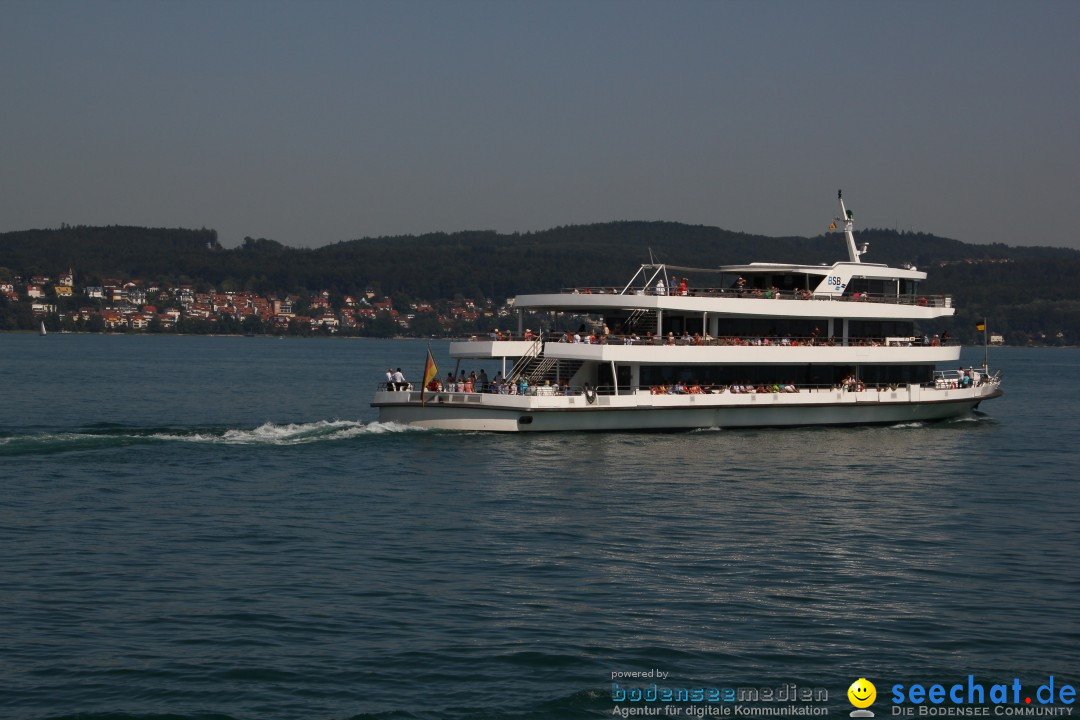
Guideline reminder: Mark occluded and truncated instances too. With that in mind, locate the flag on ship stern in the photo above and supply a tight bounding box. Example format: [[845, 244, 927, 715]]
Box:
[[976, 321, 986, 331], [421, 346, 438, 406]]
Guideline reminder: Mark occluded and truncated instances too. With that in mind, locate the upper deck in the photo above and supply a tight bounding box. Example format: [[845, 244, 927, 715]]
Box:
[[449, 335, 962, 364], [518, 192, 949, 319], [514, 283, 953, 321]]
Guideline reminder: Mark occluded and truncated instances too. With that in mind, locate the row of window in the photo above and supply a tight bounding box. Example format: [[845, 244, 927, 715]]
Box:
[[607, 314, 916, 340], [625, 364, 935, 388]]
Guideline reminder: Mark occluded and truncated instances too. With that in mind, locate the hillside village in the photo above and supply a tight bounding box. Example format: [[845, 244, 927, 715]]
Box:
[[0, 269, 517, 336]]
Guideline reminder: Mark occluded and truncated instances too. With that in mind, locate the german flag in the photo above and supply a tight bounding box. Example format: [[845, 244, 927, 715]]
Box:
[[421, 346, 438, 406], [976, 322, 986, 332]]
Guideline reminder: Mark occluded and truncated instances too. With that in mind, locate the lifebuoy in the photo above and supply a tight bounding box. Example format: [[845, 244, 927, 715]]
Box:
[[916, 297, 928, 307], [584, 384, 597, 404]]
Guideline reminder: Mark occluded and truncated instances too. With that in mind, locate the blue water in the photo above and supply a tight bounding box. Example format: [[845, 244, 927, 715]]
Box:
[[1, 335, 1077, 719]]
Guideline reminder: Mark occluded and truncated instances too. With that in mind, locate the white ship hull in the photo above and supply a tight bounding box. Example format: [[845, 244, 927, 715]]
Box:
[[374, 384, 1001, 432]]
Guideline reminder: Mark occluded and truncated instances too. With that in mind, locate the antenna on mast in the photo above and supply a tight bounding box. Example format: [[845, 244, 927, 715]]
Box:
[[836, 189, 866, 263]]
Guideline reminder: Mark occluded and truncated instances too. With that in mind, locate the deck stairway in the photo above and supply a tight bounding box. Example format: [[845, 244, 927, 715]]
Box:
[[521, 355, 585, 385], [618, 308, 658, 336], [507, 340, 585, 385]]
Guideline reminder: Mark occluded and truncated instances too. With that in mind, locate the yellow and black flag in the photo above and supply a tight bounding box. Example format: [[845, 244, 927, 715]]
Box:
[[976, 321, 986, 332]]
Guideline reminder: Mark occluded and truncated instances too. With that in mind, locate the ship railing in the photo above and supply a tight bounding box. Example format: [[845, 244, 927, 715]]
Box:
[[560, 334, 954, 348], [932, 367, 996, 389], [560, 286, 952, 307], [378, 381, 919, 398], [375, 376, 999, 403], [467, 333, 957, 346], [377, 383, 586, 399], [630, 382, 896, 395]]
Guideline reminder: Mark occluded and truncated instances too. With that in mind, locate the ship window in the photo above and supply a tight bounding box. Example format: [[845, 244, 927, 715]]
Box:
[[849, 320, 915, 339], [713, 318, 828, 338], [517, 416, 533, 425]]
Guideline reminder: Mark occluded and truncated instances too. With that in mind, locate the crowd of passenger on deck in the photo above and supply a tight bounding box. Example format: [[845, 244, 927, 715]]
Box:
[[419, 369, 574, 396], [480, 327, 956, 347], [648, 382, 801, 394], [559, 276, 926, 305], [388, 368, 984, 397], [487, 328, 929, 348]]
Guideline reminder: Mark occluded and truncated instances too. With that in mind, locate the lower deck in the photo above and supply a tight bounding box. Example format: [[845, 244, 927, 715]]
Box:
[[372, 380, 1003, 432]]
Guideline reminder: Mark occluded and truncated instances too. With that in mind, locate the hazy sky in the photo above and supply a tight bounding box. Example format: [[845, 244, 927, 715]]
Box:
[[3, 0, 1078, 250]]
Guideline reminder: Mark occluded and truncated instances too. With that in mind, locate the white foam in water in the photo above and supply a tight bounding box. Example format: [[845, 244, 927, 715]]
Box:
[[1, 421, 430, 454], [151, 419, 427, 445], [946, 414, 984, 424]]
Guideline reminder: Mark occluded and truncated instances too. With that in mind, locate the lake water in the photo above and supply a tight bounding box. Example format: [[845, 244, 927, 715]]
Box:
[[1, 335, 1077, 719]]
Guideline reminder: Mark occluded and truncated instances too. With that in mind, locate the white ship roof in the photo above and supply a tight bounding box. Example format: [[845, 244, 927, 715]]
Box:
[[716, 261, 926, 281]]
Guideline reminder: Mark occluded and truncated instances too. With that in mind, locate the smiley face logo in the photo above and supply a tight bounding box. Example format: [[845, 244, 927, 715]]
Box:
[[848, 678, 876, 709]]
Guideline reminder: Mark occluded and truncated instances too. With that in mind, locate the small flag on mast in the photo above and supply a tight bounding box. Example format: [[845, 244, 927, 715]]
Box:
[[421, 346, 438, 406], [976, 322, 986, 332]]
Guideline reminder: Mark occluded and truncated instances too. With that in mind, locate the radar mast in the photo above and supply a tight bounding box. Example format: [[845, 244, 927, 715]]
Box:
[[836, 190, 867, 263]]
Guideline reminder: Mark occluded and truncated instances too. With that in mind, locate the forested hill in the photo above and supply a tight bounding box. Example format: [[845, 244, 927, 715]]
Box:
[[2, 221, 1080, 311]]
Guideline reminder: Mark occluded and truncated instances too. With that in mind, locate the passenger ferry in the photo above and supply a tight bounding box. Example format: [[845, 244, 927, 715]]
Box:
[[372, 192, 1003, 432]]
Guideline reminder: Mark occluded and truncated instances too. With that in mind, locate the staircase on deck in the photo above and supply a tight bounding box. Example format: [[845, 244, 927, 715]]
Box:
[[619, 308, 658, 336], [507, 337, 586, 386]]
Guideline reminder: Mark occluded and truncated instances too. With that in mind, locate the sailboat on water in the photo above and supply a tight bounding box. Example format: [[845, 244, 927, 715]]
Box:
[[39, 321, 47, 336]]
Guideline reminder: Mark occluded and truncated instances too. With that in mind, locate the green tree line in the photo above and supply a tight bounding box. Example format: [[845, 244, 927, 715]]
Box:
[[2, 223, 1079, 344]]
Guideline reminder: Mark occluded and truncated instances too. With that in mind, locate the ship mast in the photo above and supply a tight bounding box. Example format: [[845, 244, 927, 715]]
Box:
[[837, 189, 866, 263]]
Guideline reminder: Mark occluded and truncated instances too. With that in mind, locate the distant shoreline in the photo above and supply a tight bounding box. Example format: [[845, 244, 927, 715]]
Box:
[[4, 330, 435, 340]]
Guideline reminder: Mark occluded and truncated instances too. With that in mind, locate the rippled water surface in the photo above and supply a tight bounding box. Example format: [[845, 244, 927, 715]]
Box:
[[2, 335, 1077, 719]]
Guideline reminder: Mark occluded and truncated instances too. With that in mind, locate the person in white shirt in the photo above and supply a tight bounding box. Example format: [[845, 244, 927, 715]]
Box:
[[392, 368, 406, 391]]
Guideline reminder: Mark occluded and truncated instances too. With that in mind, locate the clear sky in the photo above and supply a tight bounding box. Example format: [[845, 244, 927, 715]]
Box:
[[2, 0, 1078, 250]]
